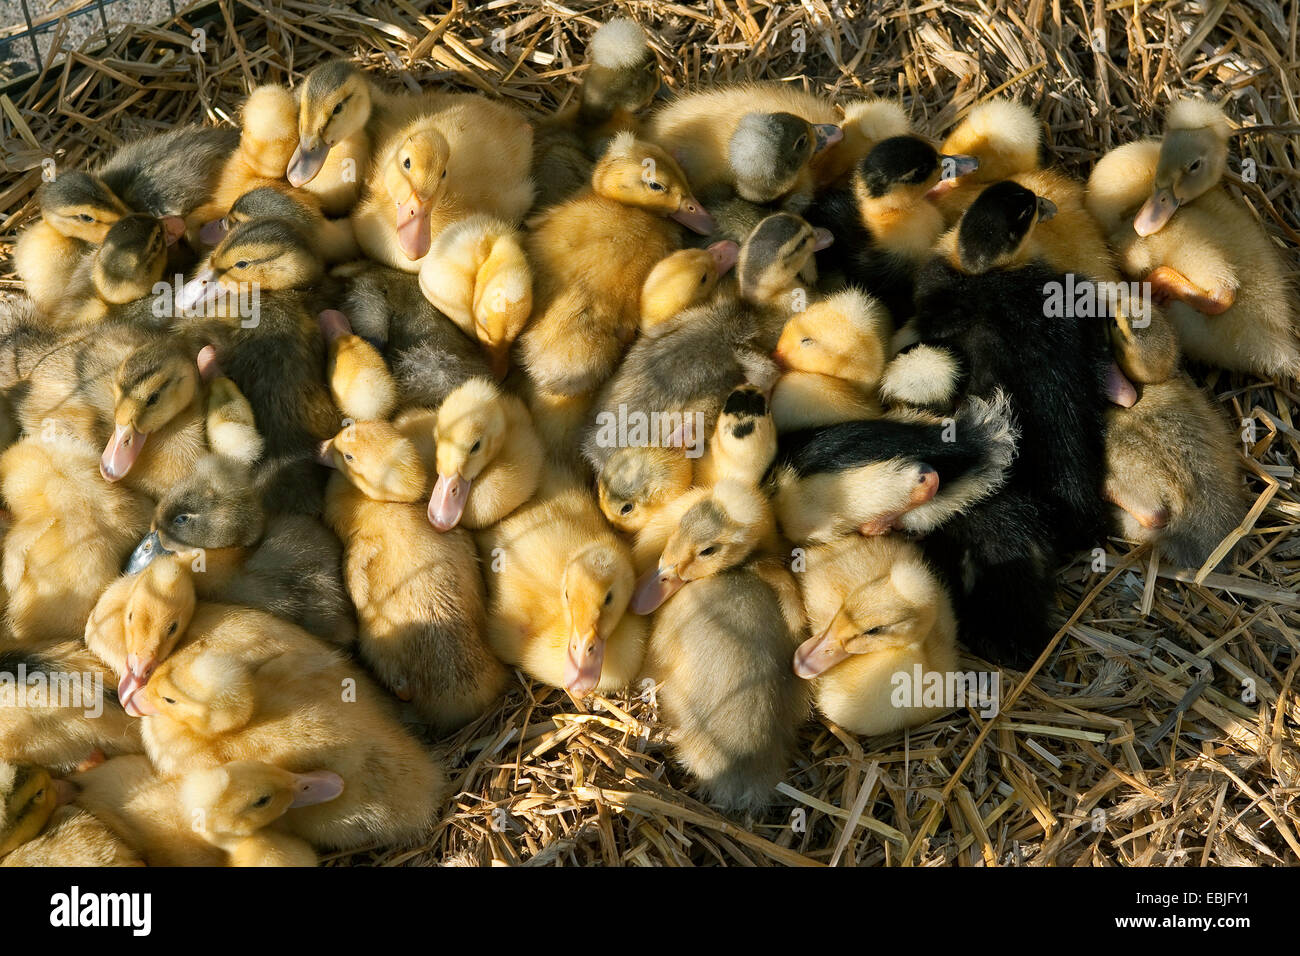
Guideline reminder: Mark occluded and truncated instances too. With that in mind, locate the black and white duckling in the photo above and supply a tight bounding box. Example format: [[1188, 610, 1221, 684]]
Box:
[[805, 135, 976, 317], [1085, 97, 1298, 380]]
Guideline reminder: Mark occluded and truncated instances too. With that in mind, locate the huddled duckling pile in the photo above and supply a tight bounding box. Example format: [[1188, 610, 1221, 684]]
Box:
[[0, 17, 1286, 860]]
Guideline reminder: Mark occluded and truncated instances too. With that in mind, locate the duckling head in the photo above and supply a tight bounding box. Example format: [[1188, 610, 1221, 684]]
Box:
[[200, 185, 309, 246], [0, 761, 70, 857], [180, 761, 345, 842], [561, 543, 635, 697], [100, 341, 201, 482], [793, 556, 943, 678], [130, 649, 255, 732], [1134, 98, 1230, 236], [91, 213, 169, 306], [728, 111, 843, 203], [737, 213, 832, 306], [592, 132, 715, 234], [427, 378, 506, 530], [153, 454, 265, 553], [855, 135, 977, 209], [579, 17, 660, 122], [241, 84, 300, 179], [597, 445, 694, 532], [773, 288, 889, 383], [929, 99, 1043, 199], [383, 127, 451, 261], [288, 60, 371, 187], [117, 554, 196, 716], [956, 180, 1056, 275], [640, 241, 739, 328], [707, 385, 777, 485], [631, 479, 768, 613], [323, 419, 427, 503], [178, 217, 321, 314], [38, 171, 130, 242]]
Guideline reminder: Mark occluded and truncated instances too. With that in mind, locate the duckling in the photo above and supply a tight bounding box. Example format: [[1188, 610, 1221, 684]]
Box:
[[133, 630, 449, 850], [478, 484, 648, 697], [520, 133, 713, 417], [806, 135, 976, 316], [351, 98, 533, 269], [418, 215, 533, 377], [70, 755, 337, 866], [693, 384, 778, 489], [15, 175, 130, 308], [911, 180, 1112, 551], [339, 262, 493, 409], [647, 83, 843, 209], [134, 454, 354, 645], [639, 240, 739, 334], [0, 432, 153, 643], [321, 420, 507, 730], [0, 760, 140, 866], [928, 99, 1045, 222], [630, 478, 780, 612], [174, 216, 341, 504], [179, 760, 344, 866], [770, 288, 890, 430], [531, 18, 662, 210], [0, 643, 141, 774], [1105, 373, 1247, 568], [793, 535, 959, 735], [633, 480, 807, 811], [1085, 99, 1298, 379], [424, 377, 543, 532], [98, 340, 208, 499], [582, 212, 825, 477], [55, 213, 170, 327], [596, 445, 695, 534], [771, 391, 1017, 544], [319, 308, 397, 423], [197, 185, 359, 264], [287, 60, 448, 213]]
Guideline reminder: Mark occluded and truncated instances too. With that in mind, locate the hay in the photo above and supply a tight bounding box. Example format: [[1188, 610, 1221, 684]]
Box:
[[0, 0, 1298, 867]]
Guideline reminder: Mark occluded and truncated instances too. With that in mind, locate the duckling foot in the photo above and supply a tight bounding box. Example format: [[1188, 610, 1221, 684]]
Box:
[[1145, 266, 1234, 316]]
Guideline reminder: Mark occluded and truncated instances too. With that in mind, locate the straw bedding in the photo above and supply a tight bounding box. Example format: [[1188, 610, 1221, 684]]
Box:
[[0, 0, 1297, 867]]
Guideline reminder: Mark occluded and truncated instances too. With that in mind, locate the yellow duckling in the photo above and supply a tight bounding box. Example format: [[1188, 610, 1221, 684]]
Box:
[[638, 240, 739, 335], [928, 99, 1044, 223], [0, 760, 141, 866], [321, 419, 507, 731], [1085, 98, 1298, 379], [478, 483, 648, 697], [352, 98, 534, 270], [793, 535, 959, 735], [418, 214, 533, 378], [596, 445, 694, 534], [770, 288, 890, 431], [816, 96, 913, 186], [55, 213, 169, 327]]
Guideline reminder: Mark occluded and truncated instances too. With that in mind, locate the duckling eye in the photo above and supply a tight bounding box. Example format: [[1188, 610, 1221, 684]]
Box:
[[864, 625, 884, 636], [699, 273, 708, 286], [344, 452, 354, 462], [162, 696, 176, 705], [470, 440, 482, 454], [604, 591, 613, 606], [78, 213, 95, 223], [145, 390, 160, 407], [620, 502, 634, 515], [441, 169, 447, 179], [699, 545, 717, 557], [647, 181, 665, 192], [33, 787, 46, 801], [252, 794, 273, 809], [167, 621, 178, 636], [800, 336, 813, 347], [173, 513, 191, 526], [233, 260, 249, 270], [403, 156, 412, 170], [332, 102, 344, 116], [1188, 159, 1202, 173]]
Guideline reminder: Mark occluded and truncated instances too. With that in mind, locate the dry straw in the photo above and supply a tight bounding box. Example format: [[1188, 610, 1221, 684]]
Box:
[[0, 0, 1298, 866]]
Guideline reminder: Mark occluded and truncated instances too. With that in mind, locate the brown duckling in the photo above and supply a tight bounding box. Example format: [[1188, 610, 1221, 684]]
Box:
[[0, 759, 140, 866]]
